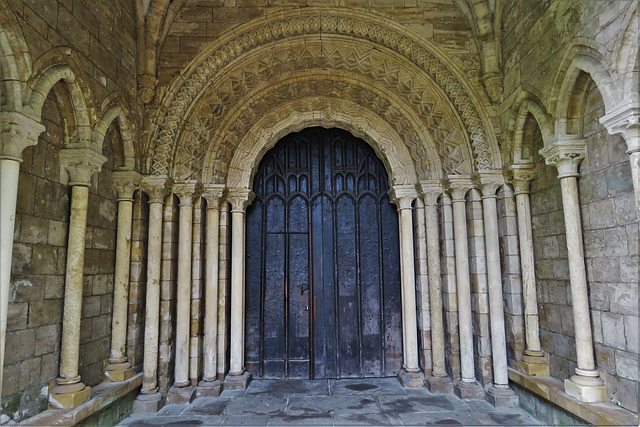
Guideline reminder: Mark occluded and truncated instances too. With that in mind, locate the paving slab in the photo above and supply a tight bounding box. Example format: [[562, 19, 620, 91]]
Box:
[[377, 393, 465, 413], [333, 412, 402, 425], [245, 379, 329, 397], [470, 408, 542, 425], [287, 395, 380, 416], [224, 396, 287, 416], [222, 415, 272, 425], [156, 404, 187, 416], [182, 397, 231, 415], [120, 415, 219, 425], [219, 389, 246, 398], [400, 410, 480, 425], [461, 398, 495, 412], [267, 415, 333, 425], [330, 377, 406, 396]]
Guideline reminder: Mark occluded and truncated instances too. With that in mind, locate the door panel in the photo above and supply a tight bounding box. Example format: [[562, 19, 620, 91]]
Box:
[[245, 127, 402, 379]]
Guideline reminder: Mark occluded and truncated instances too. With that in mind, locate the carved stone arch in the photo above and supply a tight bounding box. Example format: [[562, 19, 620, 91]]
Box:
[[506, 92, 554, 165], [148, 8, 501, 176], [174, 64, 471, 184], [0, 0, 30, 110], [24, 48, 96, 146], [615, 4, 639, 96], [215, 97, 423, 189], [94, 92, 138, 170], [551, 42, 620, 138]]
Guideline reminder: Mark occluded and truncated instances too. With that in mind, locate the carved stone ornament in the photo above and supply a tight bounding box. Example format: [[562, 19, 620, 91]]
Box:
[[471, 169, 504, 197], [443, 175, 473, 201], [59, 148, 107, 186], [226, 188, 254, 213], [150, 9, 497, 178], [0, 111, 46, 161], [539, 139, 586, 179], [389, 185, 419, 210], [201, 184, 226, 209], [112, 170, 142, 201], [600, 101, 640, 153], [142, 175, 173, 203]]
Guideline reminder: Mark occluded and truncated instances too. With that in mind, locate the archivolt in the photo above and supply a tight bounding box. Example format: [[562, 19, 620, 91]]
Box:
[[148, 8, 500, 176]]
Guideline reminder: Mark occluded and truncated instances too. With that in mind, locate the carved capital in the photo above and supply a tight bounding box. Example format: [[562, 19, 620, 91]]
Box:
[[112, 170, 141, 201], [0, 111, 46, 161], [600, 101, 640, 153], [539, 139, 586, 179], [417, 180, 443, 206], [59, 148, 107, 186], [173, 180, 201, 207], [202, 184, 226, 209], [483, 72, 503, 104], [137, 74, 159, 105], [509, 164, 535, 195], [442, 175, 473, 202], [471, 170, 504, 198], [142, 175, 173, 203], [227, 188, 254, 213], [388, 185, 418, 210]]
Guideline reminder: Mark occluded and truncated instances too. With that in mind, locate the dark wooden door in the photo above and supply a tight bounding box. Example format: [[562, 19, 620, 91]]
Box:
[[245, 127, 402, 379]]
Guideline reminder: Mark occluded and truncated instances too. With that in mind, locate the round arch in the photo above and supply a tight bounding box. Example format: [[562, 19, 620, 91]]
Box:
[[0, 1, 30, 110], [94, 92, 138, 170], [506, 92, 554, 165]]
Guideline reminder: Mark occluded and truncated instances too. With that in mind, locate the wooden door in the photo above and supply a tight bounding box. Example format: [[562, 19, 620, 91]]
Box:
[[245, 127, 402, 379]]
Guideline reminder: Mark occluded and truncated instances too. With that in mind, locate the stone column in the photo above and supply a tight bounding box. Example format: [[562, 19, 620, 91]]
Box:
[[540, 141, 607, 403], [133, 175, 172, 413], [474, 172, 519, 407], [420, 182, 453, 393], [168, 181, 199, 404], [224, 188, 254, 390], [510, 165, 549, 376], [414, 198, 432, 376], [198, 184, 225, 396], [601, 104, 640, 217], [445, 177, 483, 399], [49, 148, 106, 409], [0, 112, 45, 421], [389, 185, 425, 388], [105, 171, 141, 382], [217, 203, 231, 379]]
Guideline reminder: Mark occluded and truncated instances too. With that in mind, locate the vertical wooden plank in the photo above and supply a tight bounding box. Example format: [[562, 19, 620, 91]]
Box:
[[245, 200, 263, 377], [358, 195, 383, 377]]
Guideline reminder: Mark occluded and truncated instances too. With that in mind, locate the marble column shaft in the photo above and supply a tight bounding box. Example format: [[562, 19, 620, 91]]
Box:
[[421, 187, 447, 377], [0, 114, 44, 412], [174, 182, 198, 387], [106, 172, 140, 381], [448, 183, 475, 382], [202, 186, 224, 382], [227, 189, 253, 376], [140, 177, 172, 394], [476, 177, 509, 387], [512, 167, 544, 356]]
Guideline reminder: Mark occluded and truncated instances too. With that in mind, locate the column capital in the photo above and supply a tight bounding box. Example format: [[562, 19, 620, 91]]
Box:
[[173, 180, 201, 206], [202, 184, 226, 209], [471, 170, 504, 198], [59, 148, 107, 186], [507, 164, 536, 195], [112, 170, 141, 201], [0, 111, 46, 161], [442, 175, 473, 202], [388, 185, 418, 210], [142, 175, 173, 203], [227, 188, 254, 213], [539, 139, 586, 179], [600, 101, 640, 153], [417, 180, 444, 206]]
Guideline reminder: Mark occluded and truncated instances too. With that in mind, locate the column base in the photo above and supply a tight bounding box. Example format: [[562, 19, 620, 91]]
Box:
[[104, 360, 135, 382], [166, 384, 197, 404], [454, 380, 484, 400], [564, 374, 607, 403], [197, 379, 222, 398], [486, 384, 519, 407], [132, 392, 165, 413], [398, 369, 426, 388], [48, 379, 91, 409], [224, 371, 252, 390], [427, 375, 454, 393], [517, 351, 550, 376]]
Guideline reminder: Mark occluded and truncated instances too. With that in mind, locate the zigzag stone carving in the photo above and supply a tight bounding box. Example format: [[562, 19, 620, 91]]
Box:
[[151, 11, 494, 176]]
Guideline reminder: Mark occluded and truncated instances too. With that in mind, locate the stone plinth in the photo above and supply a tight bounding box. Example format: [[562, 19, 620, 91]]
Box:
[[197, 380, 222, 398], [454, 381, 484, 400], [398, 369, 426, 388], [132, 392, 165, 413], [224, 372, 252, 390], [428, 375, 454, 393], [166, 385, 196, 404], [486, 384, 519, 407]]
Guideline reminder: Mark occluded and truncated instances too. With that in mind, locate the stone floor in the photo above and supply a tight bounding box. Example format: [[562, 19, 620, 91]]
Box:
[[119, 378, 542, 426]]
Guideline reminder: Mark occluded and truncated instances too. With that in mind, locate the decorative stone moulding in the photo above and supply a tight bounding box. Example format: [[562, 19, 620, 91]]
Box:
[[539, 139, 586, 178], [59, 148, 107, 186], [112, 170, 142, 200], [0, 111, 46, 160]]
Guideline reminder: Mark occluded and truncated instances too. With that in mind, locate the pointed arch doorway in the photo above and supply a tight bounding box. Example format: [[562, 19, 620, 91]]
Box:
[[244, 127, 403, 380]]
